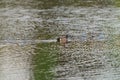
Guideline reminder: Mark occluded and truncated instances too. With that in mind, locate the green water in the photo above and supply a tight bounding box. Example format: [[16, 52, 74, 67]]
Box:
[[32, 43, 59, 80]]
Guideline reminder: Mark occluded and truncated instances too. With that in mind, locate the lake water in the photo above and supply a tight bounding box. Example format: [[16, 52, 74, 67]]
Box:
[[0, 0, 120, 80]]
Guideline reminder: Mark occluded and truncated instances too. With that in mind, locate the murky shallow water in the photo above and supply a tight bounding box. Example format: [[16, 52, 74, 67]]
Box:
[[0, 44, 34, 80], [52, 7, 120, 80], [0, 0, 120, 80], [0, 7, 39, 80]]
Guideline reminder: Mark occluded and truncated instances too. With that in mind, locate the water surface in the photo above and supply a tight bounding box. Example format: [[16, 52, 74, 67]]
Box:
[[0, 0, 120, 80]]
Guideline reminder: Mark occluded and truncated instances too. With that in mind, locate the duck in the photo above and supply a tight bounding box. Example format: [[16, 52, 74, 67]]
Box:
[[57, 35, 68, 47]]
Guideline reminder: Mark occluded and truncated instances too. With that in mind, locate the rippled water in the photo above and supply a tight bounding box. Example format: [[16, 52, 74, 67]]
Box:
[[0, 0, 120, 80], [0, 44, 34, 80], [51, 6, 120, 80], [0, 6, 38, 80]]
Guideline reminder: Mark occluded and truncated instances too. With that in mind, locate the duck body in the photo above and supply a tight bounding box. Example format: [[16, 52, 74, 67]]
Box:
[[57, 35, 68, 46]]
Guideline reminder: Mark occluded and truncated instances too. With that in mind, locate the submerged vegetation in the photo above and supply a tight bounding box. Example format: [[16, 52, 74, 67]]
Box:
[[0, 0, 115, 9], [115, 0, 120, 7], [32, 42, 59, 80], [107, 34, 120, 68]]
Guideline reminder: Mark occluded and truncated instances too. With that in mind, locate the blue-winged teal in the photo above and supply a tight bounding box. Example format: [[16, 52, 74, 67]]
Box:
[[57, 35, 68, 47]]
